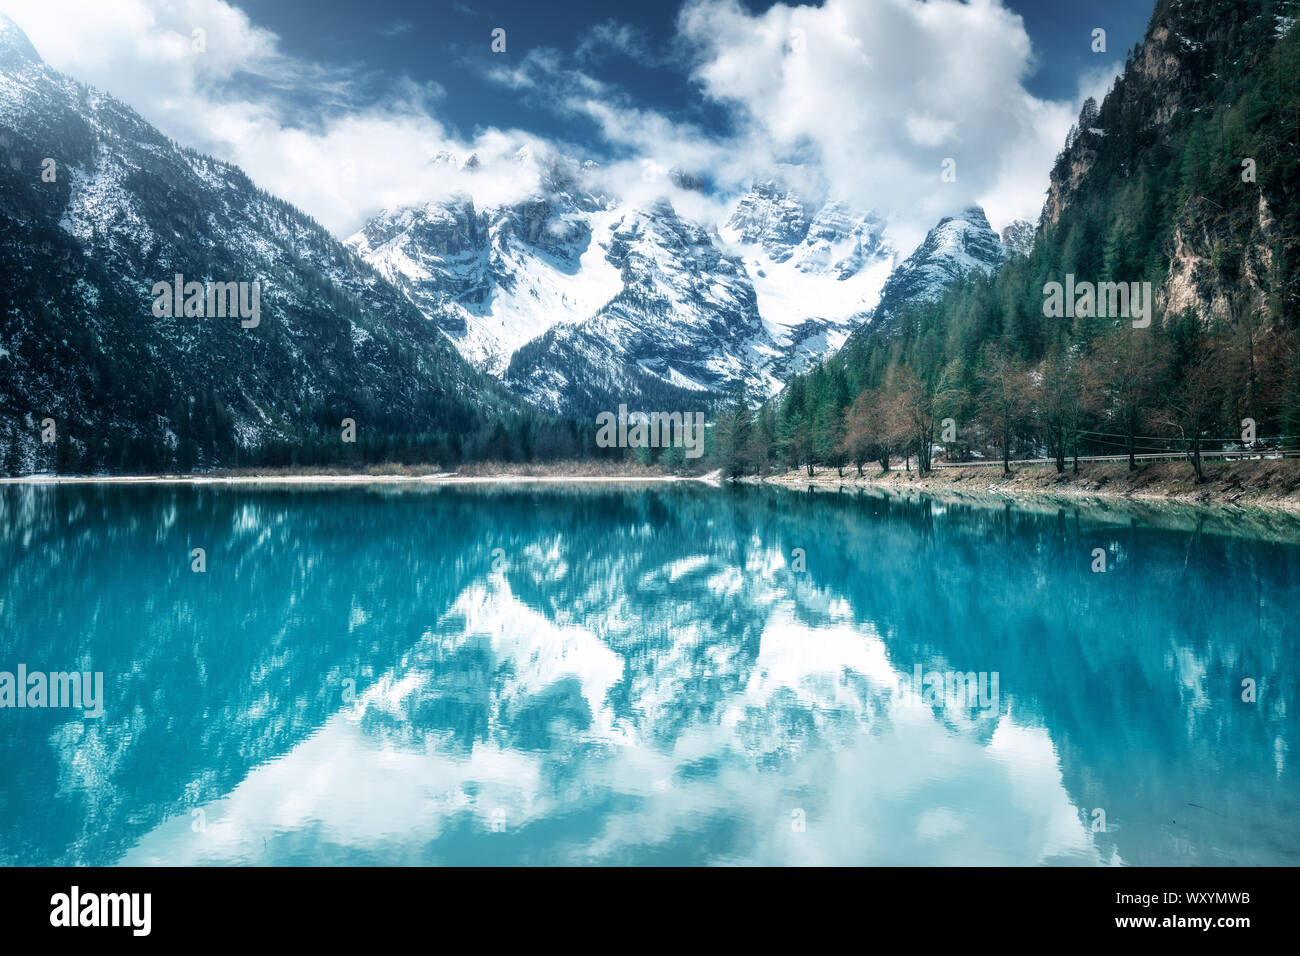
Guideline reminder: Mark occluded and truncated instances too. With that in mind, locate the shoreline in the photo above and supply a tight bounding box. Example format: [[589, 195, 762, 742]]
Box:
[[746, 459, 1300, 513], [0, 472, 717, 486], [3, 459, 1299, 512]]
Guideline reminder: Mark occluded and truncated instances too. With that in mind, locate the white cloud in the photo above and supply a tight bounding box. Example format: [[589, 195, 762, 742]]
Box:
[[676, 0, 1100, 246], [905, 116, 958, 148], [0, 0, 1115, 247], [481, 47, 743, 222], [0, 0, 549, 234]]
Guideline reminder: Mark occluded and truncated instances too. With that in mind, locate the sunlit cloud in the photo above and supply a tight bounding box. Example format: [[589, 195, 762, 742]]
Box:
[[0, 0, 1115, 244]]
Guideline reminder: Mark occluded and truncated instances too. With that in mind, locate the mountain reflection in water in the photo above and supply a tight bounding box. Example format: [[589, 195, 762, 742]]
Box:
[[0, 483, 1296, 865]]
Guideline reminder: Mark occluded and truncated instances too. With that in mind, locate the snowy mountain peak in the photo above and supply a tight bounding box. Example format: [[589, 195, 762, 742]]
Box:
[[713, 178, 895, 377], [847, 205, 1008, 339], [346, 182, 619, 376], [797, 199, 890, 280], [722, 180, 816, 261], [923, 206, 1005, 270], [721, 179, 890, 279], [502, 197, 774, 416], [0, 14, 40, 69], [349, 164, 894, 415]]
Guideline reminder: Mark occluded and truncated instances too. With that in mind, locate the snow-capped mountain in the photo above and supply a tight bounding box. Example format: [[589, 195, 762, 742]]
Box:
[[0, 6, 1029, 450], [349, 165, 894, 417], [502, 199, 772, 417], [0, 14, 511, 471], [718, 179, 895, 377], [347, 152, 620, 377], [848, 206, 1017, 339], [720, 179, 891, 279]]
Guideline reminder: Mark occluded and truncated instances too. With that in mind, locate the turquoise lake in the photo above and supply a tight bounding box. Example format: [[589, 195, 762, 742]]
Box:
[[1, 482, 1297, 866]]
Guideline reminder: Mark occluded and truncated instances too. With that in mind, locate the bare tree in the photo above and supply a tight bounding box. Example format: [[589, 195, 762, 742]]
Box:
[[978, 346, 1034, 477], [896, 367, 938, 474], [1037, 346, 1085, 473], [840, 392, 873, 476], [1158, 337, 1227, 482], [1084, 327, 1169, 471]]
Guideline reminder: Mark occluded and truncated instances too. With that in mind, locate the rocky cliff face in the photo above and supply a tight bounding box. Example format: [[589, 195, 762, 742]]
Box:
[[1043, 0, 1273, 230], [1040, 0, 1296, 326], [1162, 191, 1282, 322], [723, 179, 814, 260], [502, 199, 771, 417], [347, 156, 615, 377]]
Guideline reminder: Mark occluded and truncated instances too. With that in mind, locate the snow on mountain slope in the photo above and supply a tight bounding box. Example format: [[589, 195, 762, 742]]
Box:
[[350, 166, 895, 417], [844, 206, 1014, 343], [0, 13, 510, 471], [503, 199, 778, 417], [347, 155, 625, 376], [720, 181, 895, 371]]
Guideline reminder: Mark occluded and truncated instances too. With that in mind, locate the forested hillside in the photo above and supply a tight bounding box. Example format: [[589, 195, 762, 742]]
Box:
[[713, 0, 1300, 481], [0, 15, 591, 475]]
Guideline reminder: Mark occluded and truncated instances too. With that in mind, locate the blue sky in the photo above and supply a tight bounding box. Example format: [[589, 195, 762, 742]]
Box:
[[0, 0, 1153, 245], [238, 0, 1148, 143]]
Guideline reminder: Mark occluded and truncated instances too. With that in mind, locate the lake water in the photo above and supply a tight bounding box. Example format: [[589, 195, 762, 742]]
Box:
[[1, 482, 1297, 866]]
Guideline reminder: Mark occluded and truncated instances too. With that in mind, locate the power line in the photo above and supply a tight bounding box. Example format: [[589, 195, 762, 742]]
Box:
[[1077, 428, 1300, 443]]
